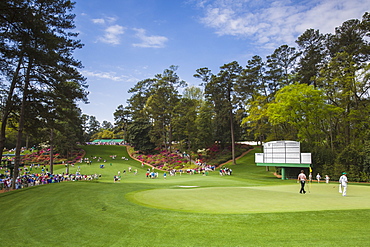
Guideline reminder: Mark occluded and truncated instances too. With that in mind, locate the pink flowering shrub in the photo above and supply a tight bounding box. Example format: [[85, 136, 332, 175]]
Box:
[[21, 148, 84, 165], [133, 144, 253, 169], [135, 150, 190, 170]]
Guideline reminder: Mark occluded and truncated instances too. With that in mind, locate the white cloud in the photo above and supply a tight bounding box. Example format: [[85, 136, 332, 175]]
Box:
[[197, 0, 369, 48], [106, 16, 118, 24], [132, 28, 168, 48], [90, 16, 167, 48], [82, 70, 137, 82], [91, 16, 125, 45], [91, 16, 118, 25], [92, 18, 105, 24], [99, 25, 125, 45]]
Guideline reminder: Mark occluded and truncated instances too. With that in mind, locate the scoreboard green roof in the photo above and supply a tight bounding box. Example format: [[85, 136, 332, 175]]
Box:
[[92, 139, 124, 143], [256, 163, 311, 167]]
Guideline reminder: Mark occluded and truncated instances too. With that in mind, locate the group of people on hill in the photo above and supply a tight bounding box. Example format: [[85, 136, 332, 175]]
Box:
[[298, 170, 348, 196], [85, 141, 125, 145], [0, 172, 100, 191], [146, 168, 158, 178], [219, 167, 233, 176], [114, 167, 138, 181], [83, 154, 129, 168], [141, 165, 233, 180]]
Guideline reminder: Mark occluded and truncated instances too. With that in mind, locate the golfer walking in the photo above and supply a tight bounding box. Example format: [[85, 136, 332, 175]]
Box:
[[297, 170, 307, 194], [339, 172, 348, 196]]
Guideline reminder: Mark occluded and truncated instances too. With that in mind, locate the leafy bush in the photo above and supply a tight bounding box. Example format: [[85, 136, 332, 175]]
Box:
[[134, 150, 189, 170], [20, 148, 85, 165], [133, 143, 253, 170], [203, 144, 253, 166]]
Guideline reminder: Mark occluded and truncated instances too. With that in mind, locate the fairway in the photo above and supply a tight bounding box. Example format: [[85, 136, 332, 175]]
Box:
[[1, 145, 370, 247], [128, 184, 370, 214]]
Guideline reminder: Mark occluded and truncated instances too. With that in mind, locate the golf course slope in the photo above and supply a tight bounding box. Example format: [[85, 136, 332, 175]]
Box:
[[0, 145, 369, 247]]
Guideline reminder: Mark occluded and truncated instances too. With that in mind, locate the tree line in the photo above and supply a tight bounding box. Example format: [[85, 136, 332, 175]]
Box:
[[0, 0, 87, 188], [113, 12, 370, 181], [1, 2, 369, 183]]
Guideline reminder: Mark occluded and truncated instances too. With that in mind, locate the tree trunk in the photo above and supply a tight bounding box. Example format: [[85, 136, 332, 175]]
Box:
[[168, 124, 172, 153], [12, 59, 32, 189], [230, 109, 236, 165], [50, 128, 54, 174], [0, 55, 24, 162]]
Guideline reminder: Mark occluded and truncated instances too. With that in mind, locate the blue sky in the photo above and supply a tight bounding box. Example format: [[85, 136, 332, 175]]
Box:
[[73, 0, 369, 124]]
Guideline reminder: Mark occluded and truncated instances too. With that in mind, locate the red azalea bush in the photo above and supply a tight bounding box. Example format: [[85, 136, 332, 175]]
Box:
[[135, 150, 192, 170], [133, 143, 253, 170], [21, 148, 85, 165]]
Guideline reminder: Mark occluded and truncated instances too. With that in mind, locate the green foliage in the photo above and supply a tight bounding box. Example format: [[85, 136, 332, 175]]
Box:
[[91, 129, 116, 140], [267, 83, 342, 143], [0, 0, 87, 186], [336, 144, 364, 182], [360, 139, 370, 182], [127, 118, 155, 154], [202, 144, 253, 166], [114, 12, 370, 181], [295, 29, 326, 86], [194, 101, 215, 148]]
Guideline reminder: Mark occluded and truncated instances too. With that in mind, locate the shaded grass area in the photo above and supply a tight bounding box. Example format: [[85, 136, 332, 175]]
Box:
[[1, 145, 369, 246]]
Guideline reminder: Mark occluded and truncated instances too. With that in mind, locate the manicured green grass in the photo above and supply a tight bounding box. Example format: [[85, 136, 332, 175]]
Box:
[[128, 183, 370, 214], [1, 145, 369, 246]]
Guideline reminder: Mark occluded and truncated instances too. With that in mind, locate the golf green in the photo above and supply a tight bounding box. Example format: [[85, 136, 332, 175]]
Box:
[[127, 183, 370, 214]]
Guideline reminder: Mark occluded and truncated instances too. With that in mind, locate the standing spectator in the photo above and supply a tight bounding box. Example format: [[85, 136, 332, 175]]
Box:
[[316, 173, 321, 183], [297, 170, 307, 194], [339, 172, 348, 196]]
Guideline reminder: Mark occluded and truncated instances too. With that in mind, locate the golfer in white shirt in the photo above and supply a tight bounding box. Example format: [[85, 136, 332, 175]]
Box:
[[339, 172, 348, 196]]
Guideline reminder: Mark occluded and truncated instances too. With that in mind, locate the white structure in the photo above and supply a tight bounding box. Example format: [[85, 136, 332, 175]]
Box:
[[255, 141, 311, 164], [255, 141, 311, 180]]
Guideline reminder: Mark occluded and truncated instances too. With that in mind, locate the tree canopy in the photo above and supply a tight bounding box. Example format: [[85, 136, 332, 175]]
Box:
[[0, 0, 87, 187], [114, 12, 370, 181]]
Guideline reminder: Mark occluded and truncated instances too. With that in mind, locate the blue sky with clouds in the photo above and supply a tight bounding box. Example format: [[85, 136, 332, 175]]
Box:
[[73, 0, 369, 124]]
